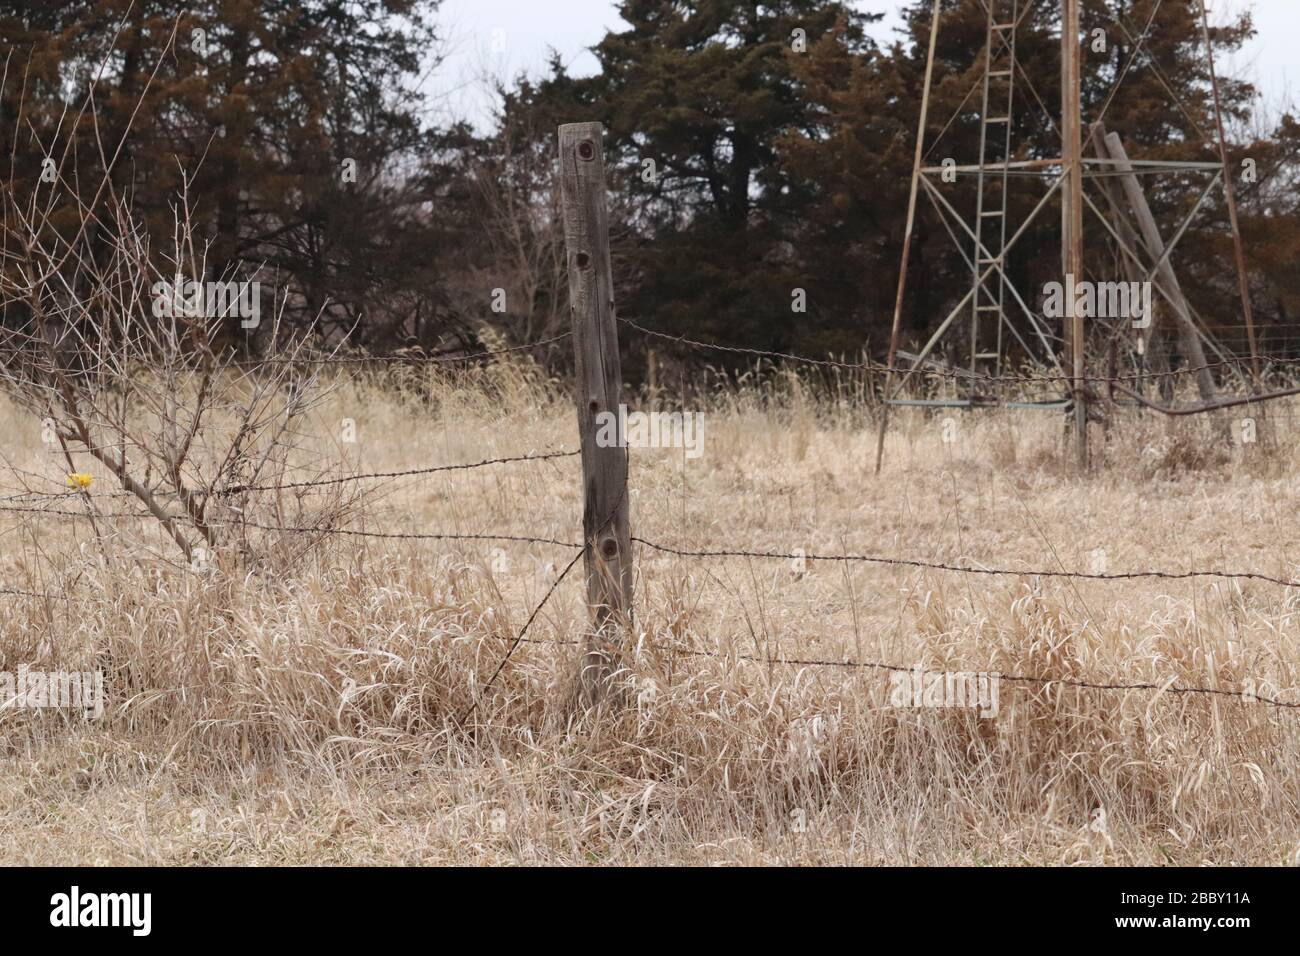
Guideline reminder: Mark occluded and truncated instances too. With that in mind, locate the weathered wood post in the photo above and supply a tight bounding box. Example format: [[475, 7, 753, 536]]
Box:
[[558, 122, 632, 706]]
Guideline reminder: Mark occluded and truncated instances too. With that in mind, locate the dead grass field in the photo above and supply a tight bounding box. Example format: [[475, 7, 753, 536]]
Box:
[[1, 358, 1298, 865]]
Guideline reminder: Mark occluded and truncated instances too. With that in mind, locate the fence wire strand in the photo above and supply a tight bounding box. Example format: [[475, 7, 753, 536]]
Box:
[[617, 315, 1300, 388], [5, 333, 1300, 715]]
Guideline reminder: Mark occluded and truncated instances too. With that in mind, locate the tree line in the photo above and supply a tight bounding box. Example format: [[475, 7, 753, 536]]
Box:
[[3, 0, 1297, 376]]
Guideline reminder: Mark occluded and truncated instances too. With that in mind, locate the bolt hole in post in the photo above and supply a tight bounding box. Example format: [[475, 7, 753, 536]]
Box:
[[576, 252, 590, 268], [577, 140, 595, 161]]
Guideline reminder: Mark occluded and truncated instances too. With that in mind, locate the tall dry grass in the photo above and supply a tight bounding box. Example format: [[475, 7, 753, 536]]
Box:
[[1, 356, 1298, 865]]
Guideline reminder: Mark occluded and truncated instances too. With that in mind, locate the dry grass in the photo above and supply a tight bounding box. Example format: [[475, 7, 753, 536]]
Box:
[[1, 357, 1299, 865]]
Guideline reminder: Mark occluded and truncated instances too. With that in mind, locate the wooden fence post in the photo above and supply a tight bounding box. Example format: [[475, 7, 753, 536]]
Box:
[[558, 121, 632, 706]]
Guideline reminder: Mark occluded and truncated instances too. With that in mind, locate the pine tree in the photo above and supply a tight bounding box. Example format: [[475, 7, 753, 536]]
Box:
[[0, 0, 448, 349]]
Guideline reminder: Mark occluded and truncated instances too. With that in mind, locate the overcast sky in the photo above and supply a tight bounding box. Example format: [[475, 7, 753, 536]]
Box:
[[427, 0, 1297, 130]]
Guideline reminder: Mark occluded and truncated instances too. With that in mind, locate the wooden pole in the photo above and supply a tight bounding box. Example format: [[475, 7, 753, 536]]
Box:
[[1102, 127, 1218, 402], [558, 122, 632, 706], [874, 0, 943, 476], [1062, 0, 1087, 468], [1091, 128, 1172, 396], [1196, 0, 1259, 384]]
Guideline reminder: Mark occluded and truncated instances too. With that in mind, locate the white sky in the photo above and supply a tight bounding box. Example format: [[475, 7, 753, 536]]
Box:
[[426, 0, 1297, 130]]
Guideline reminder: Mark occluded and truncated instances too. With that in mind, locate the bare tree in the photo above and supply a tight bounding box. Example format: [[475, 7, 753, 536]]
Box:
[[0, 99, 352, 569]]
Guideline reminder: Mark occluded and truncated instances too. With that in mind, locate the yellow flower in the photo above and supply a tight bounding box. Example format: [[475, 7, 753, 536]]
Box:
[[65, 473, 93, 489]]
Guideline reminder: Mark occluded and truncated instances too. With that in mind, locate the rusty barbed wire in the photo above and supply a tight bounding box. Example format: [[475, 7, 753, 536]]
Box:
[[3, 522, 1296, 711], [628, 537, 1300, 590], [216, 449, 579, 495], [494, 629, 1300, 711], [0, 586, 70, 601], [0, 448, 580, 503], [461, 545, 585, 725], [4, 502, 1298, 592]]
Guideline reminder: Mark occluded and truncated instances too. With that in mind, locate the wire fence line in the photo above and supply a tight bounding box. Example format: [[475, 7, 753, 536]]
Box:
[[218, 523, 583, 549], [0, 448, 580, 504], [7, 563, 1291, 712], [64, 313, 1295, 388], [224, 330, 574, 368], [0, 587, 70, 601], [4, 364, 1299, 717], [0, 481, 1292, 585], [628, 539, 1300, 590], [616, 315, 1300, 388], [5, 488, 1298, 715], [5, 500, 1300, 592], [653, 647, 1298, 710], [491, 617, 1300, 712], [215, 449, 580, 495]]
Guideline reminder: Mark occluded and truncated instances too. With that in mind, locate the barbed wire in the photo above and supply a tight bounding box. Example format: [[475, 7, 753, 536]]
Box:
[[5, 499, 1297, 591], [628, 538, 1300, 590], [461, 545, 585, 724], [0, 448, 580, 504], [0, 586, 70, 601], [617, 315, 1300, 387], [3, 562, 1293, 711], [496, 627, 1300, 711], [619, 316, 880, 372], [216, 449, 579, 495], [0, 503, 157, 518], [661, 646, 1300, 710], [216, 521, 583, 549], [3, 525, 1295, 711], [225, 330, 573, 368]]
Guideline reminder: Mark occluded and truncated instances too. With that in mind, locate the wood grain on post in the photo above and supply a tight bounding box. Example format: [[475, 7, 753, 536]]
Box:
[[558, 122, 632, 706]]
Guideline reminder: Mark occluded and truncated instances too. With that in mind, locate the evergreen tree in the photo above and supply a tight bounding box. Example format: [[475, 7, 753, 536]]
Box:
[[0, 0, 449, 348]]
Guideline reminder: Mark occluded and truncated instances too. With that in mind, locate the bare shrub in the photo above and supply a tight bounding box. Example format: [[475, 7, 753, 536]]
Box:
[[0, 131, 353, 570]]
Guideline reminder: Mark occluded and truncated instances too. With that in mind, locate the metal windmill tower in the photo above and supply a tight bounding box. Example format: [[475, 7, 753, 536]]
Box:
[[874, 0, 1258, 471]]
